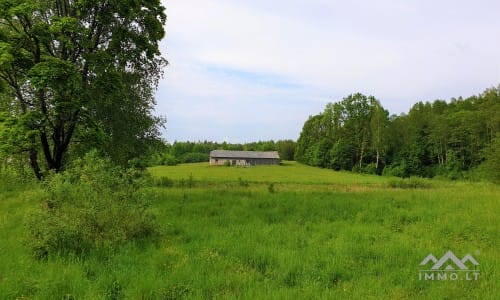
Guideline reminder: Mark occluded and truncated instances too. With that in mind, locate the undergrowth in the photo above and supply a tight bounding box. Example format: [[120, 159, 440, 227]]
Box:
[[25, 151, 161, 259]]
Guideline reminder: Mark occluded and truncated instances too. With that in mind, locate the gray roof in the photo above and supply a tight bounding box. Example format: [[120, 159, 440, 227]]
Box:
[[210, 150, 280, 159]]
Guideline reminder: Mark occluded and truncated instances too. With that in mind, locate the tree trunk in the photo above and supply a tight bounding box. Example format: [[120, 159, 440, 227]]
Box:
[[359, 145, 364, 169], [29, 149, 43, 180]]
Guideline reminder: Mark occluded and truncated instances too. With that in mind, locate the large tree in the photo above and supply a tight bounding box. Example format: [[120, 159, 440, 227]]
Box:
[[296, 93, 387, 171], [0, 0, 167, 179]]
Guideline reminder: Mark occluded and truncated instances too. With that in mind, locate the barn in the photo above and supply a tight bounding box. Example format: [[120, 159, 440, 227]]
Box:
[[209, 150, 280, 166]]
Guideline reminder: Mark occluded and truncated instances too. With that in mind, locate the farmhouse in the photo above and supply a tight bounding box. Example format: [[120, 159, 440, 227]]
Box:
[[209, 150, 280, 166]]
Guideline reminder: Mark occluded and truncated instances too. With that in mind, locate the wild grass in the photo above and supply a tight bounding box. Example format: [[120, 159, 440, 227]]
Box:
[[0, 161, 498, 299]]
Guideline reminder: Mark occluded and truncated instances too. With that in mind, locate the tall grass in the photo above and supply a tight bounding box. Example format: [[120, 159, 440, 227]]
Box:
[[0, 162, 498, 299]]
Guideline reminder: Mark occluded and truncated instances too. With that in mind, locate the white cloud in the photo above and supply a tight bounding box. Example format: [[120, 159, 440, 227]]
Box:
[[157, 0, 500, 142]]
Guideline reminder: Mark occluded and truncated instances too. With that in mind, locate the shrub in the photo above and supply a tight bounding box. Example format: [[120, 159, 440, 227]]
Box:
[[382, 164, 407, 178], [178, 173, 195, 188], [155, 176, 174, 187], [238, 177, 249, 187], [0, 166, 27, 192], [361, 163, 377, 175], [480, 134, 500, 183], [351, 165, 362, 173], [26, 151, 160, 259], [0, 163, 36, 192], [268, 183, 275, 193], [163, 154, 179, 166], [179, 152, 209, 163]]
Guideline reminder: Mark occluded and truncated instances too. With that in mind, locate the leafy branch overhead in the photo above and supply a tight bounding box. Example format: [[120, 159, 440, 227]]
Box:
[[0, 0, 167, 179]]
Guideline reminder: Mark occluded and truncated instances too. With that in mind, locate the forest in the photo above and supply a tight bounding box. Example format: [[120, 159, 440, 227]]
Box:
[[295, 86, 500, 181]]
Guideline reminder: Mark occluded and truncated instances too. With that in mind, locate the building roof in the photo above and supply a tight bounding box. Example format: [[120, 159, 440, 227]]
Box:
[[210, 150, 280, 159]]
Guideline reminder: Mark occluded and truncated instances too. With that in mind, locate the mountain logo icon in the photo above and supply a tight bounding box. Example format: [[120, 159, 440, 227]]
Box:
[[420, 251, 479, 270]]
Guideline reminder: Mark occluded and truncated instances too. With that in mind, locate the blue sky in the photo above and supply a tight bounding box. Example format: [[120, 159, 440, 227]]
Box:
[[156, 0, 500, 143]]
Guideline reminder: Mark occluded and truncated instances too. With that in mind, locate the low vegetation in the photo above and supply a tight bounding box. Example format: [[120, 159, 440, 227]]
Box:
[[26, 152, 161, 260], [1, 162, 498, 299]]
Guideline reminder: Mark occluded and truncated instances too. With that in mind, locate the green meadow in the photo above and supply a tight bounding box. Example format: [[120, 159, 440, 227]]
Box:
[[1, 162, 499, 299]]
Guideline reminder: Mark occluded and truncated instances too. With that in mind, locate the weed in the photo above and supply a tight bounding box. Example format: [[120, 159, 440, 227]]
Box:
[[238, 177, 249, 187], [106, 281, 123, 300], [179, 173, 195, 188], [161, 284, 190, 300], [155, 176, 174, 188], [268, 182, 275, 193], [388, 177, 432, 189]]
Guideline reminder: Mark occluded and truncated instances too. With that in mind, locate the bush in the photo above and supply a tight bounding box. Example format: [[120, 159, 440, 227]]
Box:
[[480, 134, 500, 183], [0, 166, 32, 192], [268, 183, 275, 193], [382, 164, 407, 178], [154, 176, 174, 187], [163, 154, 179, 166], [26, 151, 160, 259], [353, 163, 379, 174], [238, 177, 249, 187], [178, 173, 195, 188], [147, 153, 179, 167], [179, 152, 209, 163]]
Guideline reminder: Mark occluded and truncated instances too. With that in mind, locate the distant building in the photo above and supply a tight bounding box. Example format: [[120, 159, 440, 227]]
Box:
[[209, 150, 280, 166]]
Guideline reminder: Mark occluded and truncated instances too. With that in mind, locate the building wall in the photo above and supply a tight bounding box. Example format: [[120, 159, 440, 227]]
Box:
[[210, 157, 279, 166]]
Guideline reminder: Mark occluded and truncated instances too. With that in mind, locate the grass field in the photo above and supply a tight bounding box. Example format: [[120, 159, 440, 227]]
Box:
[[1, 162, 499, 299]]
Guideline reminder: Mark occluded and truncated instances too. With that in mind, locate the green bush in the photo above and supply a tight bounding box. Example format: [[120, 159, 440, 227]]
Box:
[[238, 177, 249, 187], [361, 163, 378, 174], [382, 164, 407, 178], [178, 173, 195, 188], [26, 151, 160, 259], [154, 176, 174, 187], [179, 152, 209, 163], [0, 163, 36, 192], [481, 134, 500, 183], [0, 166, 25, 192], [268, 182, 275, 193]]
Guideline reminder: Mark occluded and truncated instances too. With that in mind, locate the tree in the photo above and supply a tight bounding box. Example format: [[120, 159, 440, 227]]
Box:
[[296, 93, 386, 171], [295, 114, 324, 165], [369, 98, 388, 170], [482, 133, 500, 182], [276, 139, 296, 161], [0, 0, 167, 179], [326, 93, 375, 169], [297, 88, 499, 178]]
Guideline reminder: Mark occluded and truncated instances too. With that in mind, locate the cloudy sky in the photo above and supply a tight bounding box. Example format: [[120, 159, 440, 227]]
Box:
[[156, 0, 500, 143]]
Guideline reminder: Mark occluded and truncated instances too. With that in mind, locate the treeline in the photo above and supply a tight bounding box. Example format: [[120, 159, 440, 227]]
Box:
[[149, 140, 296, 165], [296, 87, 500, 180]]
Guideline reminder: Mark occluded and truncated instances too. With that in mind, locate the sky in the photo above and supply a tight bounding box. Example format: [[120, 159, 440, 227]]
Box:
[[156, 0, 500, 143]]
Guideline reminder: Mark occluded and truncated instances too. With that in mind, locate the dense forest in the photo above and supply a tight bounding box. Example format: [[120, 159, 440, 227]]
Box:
[[295, 86, 500, 181]]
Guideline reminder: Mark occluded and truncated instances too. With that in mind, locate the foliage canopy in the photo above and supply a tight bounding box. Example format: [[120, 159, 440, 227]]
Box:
[[296, 87, 500, 180], [0, 0, 167, 178]]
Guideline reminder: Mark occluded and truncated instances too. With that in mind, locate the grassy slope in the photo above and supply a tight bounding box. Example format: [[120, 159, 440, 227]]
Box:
[[0, 162, 499, 299]]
